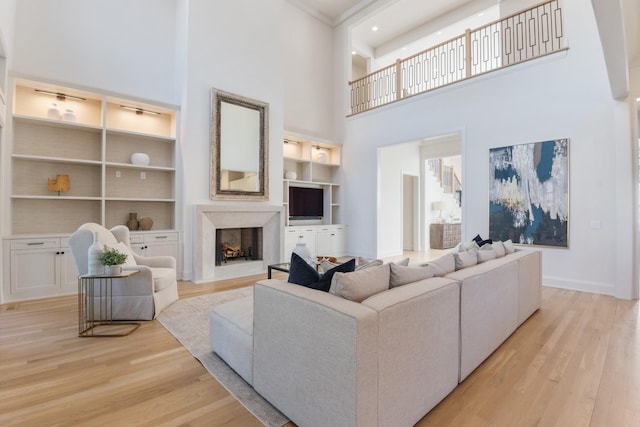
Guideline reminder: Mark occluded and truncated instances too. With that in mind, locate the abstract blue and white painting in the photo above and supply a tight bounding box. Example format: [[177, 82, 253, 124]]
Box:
[[489, 139, 569, 248]]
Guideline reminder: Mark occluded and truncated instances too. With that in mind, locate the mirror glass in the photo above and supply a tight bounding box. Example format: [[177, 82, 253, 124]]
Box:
[[211, 89, 269, 200]]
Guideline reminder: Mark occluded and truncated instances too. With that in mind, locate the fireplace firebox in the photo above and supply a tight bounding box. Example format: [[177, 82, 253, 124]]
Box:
[[215, 227, 263, 266]]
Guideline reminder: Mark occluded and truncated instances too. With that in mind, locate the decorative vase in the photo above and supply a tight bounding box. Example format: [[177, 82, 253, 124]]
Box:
[[139, 216, 153, 230], [87, 231, 104, 276], [104, 265, 122, 276], [62, 109, 76, 122], [293, 242, 314, 267], [126, 212, 139, 230], [47, 103, 61, 120], [285, 171, 297, 180], [131, 152, 150, 166]]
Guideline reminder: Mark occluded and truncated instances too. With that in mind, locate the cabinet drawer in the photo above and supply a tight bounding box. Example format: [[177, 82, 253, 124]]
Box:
[[129, 234, 145, 244], [145, 232, 178, 242], [10, 238, 60, 250]]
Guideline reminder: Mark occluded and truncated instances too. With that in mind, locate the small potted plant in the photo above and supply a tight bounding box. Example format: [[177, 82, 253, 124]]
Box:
[[98, 247, 128, 276]]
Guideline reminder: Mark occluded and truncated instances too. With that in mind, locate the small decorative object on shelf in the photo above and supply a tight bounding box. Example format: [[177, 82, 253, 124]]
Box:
[[126, 212, 139, 230], [131, 152, 150, 166], [47, 174, 70, 196], [139, 216, 153, 230], [314, 151, 328, 163], [98, 246, 128, 276], [285, 171, 297, 180], [62, 109, 76, 122], [88, 232, 104, 276], [47, 103, 61, 120]]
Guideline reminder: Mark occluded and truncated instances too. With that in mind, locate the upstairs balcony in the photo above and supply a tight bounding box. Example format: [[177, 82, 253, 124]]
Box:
[[349, 0, 568, 116]]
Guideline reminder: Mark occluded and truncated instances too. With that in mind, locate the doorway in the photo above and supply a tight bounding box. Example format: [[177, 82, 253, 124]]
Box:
[[402, 174, 419, 251]]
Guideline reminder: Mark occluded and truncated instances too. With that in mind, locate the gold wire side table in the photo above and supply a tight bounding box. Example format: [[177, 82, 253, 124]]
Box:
[[78, 270, 141, 337]]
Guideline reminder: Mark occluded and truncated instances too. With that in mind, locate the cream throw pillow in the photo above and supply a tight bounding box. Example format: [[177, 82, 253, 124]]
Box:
[[492, 241, 506, 257], [393, 258, 410, 266], [503, 239, 516, 254], [419, 253, 455, 277], [477, 247, 497, 263], [356, 257, 383, 271], [454, 251, 477, 270], [389, 263, 435, 288], [329, 263, 390, 302]]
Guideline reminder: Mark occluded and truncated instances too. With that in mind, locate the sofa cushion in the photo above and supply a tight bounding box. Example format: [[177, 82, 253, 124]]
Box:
[[319, 257, 382, 273], [389, 264, 435, 288], [477, 247, 497, 263], [503, 239, 516, 254], [454, 251, 478, 270], [289, 253, 356, 292], [330, 263, 390, 302], [492, 241, 506, 257], [418, 253, 455, 277], [210, 294, 254, 384], [394, 257, 410, 266], [356, 257, 384, 271]]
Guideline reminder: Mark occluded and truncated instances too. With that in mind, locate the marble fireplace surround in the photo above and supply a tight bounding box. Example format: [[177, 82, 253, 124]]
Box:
[[194, 204, 283, 283]]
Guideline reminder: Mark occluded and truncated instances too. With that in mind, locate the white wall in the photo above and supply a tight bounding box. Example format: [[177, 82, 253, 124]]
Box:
[[377, 142, 421, 257], [11, 0, 179, 104], [179, 0, 285, 278], [340, 0, 636, 299], [283, 2, 335, 140]]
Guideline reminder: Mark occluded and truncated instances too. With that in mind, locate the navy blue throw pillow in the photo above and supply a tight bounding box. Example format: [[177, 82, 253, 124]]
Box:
[[288, 253, 356, 292], [473, 234, 493, 247]]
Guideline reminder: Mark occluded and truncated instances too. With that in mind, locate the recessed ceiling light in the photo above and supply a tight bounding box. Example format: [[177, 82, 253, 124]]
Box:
[[372, 26, 378, 32], [437, 31, 442, 35], [478, 12, 484, 17], [352, 51, 357, 55]]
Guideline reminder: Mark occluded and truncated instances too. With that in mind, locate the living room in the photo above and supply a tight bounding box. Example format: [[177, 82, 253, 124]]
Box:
[[1, 0, 639, 425]]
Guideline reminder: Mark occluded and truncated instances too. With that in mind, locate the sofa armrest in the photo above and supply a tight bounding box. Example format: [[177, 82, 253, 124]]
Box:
[[253, 280, 379, 427]]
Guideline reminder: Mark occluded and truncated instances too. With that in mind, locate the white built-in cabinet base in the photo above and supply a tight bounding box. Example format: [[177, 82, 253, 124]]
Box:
[[1, 231, 182, 304], [283, 225, 347, 263]]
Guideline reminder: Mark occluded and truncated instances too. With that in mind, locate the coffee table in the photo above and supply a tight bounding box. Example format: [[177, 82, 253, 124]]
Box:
[[267, 262, 290, 279]]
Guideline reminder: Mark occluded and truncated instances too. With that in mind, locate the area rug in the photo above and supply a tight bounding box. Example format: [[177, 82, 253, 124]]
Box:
[[157, 287, 289, 427]]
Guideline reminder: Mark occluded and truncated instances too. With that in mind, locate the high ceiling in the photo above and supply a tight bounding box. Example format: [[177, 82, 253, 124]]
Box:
[[291, 0, 640, 67]]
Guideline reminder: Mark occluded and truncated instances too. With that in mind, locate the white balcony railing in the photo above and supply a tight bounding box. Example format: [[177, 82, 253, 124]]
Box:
[[349, 0, 567, 115]]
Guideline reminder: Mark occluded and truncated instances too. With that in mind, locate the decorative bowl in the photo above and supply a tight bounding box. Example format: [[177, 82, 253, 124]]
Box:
[[131, 152, 150, 166]]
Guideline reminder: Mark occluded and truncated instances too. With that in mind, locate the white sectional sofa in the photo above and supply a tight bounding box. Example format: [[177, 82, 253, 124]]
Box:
[[210, 246, 541, 427]]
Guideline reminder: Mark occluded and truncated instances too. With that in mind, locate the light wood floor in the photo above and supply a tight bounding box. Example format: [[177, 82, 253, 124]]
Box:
[[1, 273, 639, 426]]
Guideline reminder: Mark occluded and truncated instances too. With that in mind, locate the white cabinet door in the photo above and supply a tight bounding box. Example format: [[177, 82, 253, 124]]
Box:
[[284, 227, 317, 261], [59, 250, 79, 293], [144, 233, 178, 258], [316, 228, 333, 256], [317, 226, 347, 257], [10, 247, 58, 300], [331, 226, 347, 256]]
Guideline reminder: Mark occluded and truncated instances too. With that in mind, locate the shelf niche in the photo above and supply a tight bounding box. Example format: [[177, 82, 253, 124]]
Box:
[[9, 78, 178, 235]]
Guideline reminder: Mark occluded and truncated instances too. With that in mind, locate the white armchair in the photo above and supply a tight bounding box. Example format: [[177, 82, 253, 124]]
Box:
[[69, 223, 179, 320]]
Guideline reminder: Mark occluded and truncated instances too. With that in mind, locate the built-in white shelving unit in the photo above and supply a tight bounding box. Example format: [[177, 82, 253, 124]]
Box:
[[2, 78, 181, 303], [283, 134, 342, 227], [282, 134, 347, 260]]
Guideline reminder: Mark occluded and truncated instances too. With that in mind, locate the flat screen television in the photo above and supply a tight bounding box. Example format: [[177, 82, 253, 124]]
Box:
[[289, 186, 323, 219]]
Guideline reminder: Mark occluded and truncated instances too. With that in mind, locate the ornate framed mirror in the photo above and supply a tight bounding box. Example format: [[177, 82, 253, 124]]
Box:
[[210, 88, 269, 200]]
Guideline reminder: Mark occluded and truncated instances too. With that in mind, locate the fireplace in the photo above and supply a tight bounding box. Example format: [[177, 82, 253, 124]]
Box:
[[194, 204, 283, 283], [215, 227, 263, 265]]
